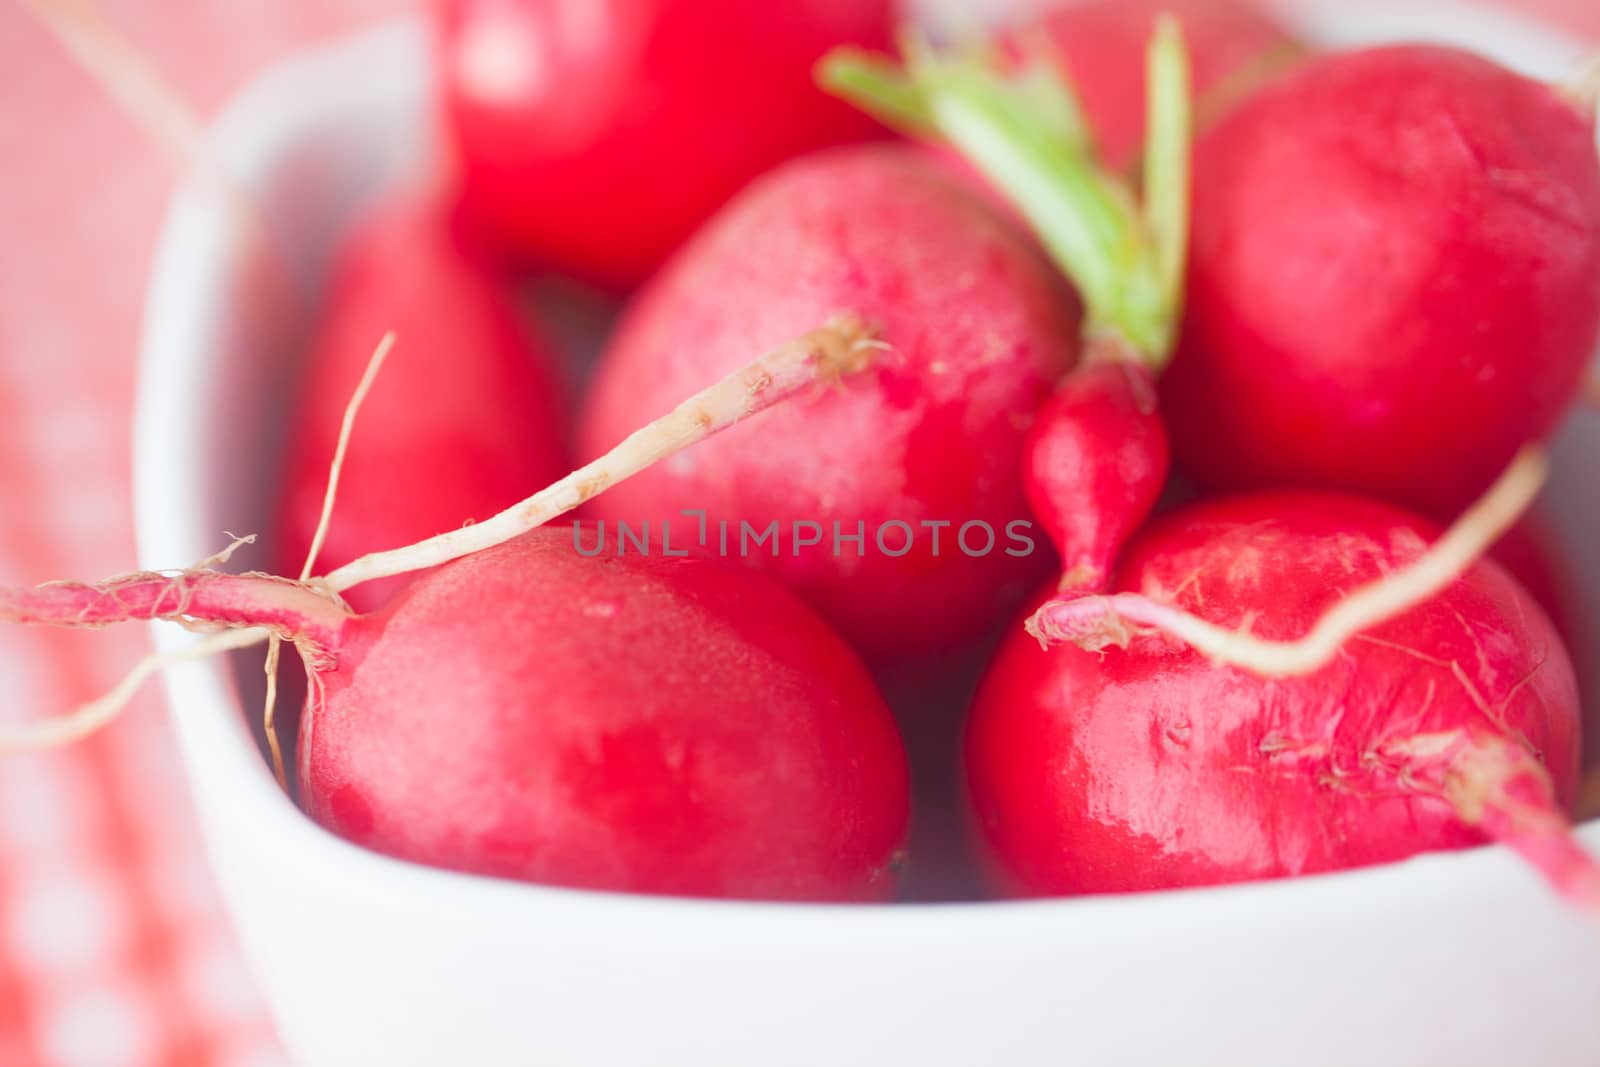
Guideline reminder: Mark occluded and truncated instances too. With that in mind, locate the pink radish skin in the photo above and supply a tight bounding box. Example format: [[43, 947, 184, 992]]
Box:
[[2, 530, 909, 900], [1012, 0, 1297, 170], [578, 145, 1079, 663], [967, 492, 1595, 905], [1024, 359, 1170, 594], [276, 197, 569, 611], [435, 0, 893, 289], [1165, 45, 1600, 515]]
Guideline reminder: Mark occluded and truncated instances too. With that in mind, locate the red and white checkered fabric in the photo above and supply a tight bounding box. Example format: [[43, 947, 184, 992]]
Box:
[[0, 1, 1592, 1064], [0, 5, 409, 1064]]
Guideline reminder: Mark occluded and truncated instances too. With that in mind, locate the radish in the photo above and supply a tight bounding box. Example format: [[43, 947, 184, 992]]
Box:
[[435, 0, 894, 289], [969, 480, 1600, 908], [1163, 44, 1600, 515], [1003, 0, 1300, 170], [2, 323, 907, 899], [575, 143, 1079, 662], [275, 195, 570, 612], [825, 20, 1190, 596], [2, 529, 909, 900]]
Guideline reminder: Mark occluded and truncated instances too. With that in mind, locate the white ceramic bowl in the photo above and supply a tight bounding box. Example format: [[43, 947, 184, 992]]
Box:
[[135, 7, 1600, 1066]]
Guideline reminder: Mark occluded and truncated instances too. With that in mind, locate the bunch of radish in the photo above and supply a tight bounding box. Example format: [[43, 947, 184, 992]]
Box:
[[10, 0, 1600, 918]]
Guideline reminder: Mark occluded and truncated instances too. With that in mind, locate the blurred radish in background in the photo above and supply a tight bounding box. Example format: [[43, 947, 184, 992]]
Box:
[[434, 0, 897, 289]]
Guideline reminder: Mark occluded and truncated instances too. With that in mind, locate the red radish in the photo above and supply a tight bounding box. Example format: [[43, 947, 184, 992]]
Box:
[[1008, 0, 1299, 170], [2, 325, 905, 899], [1164, 45, 1600, 515], [576, 143, 1079, 662], [0, 530, 908, 900], [968, 489, 1598, 907], [434, 0, 894, 289], [825, 21, 1190, 596], [10, 7, 578, 616], [275, 195, 569, 612]]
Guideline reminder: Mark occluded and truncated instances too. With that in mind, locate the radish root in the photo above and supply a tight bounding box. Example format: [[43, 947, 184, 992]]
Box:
[[322, 313, 884, 595], [260, 331, 395, 789], [299, 332, 396, 581], [0, 325, 881, 750], [0, 628, 268, 753], [261, 638, 287, 789], [21, 0, 213, 184], [20, 0, 301, 329], [1028, 446, 1550, 675]]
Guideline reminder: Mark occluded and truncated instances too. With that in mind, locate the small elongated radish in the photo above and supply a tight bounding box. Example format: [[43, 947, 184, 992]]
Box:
[[2, 327, 906, 899], [1005, 0, 1300, 170], [275, 195, 569, 612], [576, 144, 1079, 662], [826, 19, 1189, 595], [968, 487, 1597, 907], [435, 0, 893, 289], [1165, 45, 1600, 515]]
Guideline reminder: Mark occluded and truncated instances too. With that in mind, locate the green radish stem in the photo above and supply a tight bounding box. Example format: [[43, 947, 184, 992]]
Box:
[[821, 18, 1193, 366]]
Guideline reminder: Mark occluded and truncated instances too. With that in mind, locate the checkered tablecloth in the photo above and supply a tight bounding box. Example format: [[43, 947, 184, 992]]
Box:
[[0, 1, 1593, 1064]]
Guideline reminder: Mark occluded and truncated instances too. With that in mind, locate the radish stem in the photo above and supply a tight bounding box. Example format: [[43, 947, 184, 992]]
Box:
[[0, 570, 348, 649], [1028, 446, 1550, 673], [1143, 17, 1192, 327], [1441, 734, 1600, 913], [822, 23, 1193, 364], [323, 313, 883, 595]]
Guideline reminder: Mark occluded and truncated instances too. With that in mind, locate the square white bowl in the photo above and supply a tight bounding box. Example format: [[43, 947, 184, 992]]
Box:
[[134, 8, 1600, 1066]]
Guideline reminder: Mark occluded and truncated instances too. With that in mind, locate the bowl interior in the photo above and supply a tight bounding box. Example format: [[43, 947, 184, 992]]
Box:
[[135, 3, 1600, 916]]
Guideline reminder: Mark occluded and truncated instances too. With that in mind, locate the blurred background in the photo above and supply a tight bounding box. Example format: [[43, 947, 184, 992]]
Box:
[[0, 1, 1595, 1065]]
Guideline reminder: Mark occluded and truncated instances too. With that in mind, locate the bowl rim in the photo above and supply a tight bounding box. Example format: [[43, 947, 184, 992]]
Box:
[[131, 5, 1600, 932]]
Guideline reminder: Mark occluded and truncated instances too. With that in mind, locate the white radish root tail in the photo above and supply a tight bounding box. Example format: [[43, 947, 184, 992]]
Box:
[[0, 322, 882, 752], [260, 331, 395, 789], [0, 628, 268, 753], [322, 313, 884, 595], [21, 0, 213, 183], [300, 332, 396, 582], [20, 0, 301, 322], [1028, 446, 1549, 676]]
